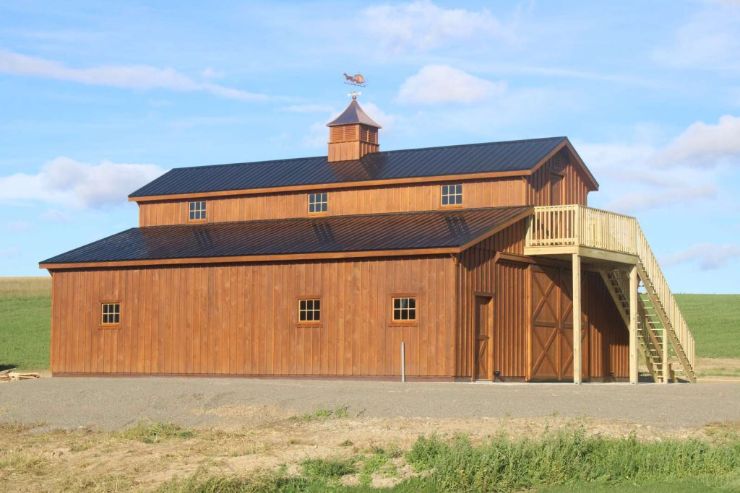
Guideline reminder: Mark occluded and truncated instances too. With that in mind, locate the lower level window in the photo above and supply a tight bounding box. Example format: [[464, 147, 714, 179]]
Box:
[[299, 298, 321, 322], [393, 297, 416, 321], [101, 303, 120, 325]]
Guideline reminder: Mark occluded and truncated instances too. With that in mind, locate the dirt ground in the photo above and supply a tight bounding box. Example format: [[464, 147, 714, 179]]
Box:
[[1, 377, 739, 491]]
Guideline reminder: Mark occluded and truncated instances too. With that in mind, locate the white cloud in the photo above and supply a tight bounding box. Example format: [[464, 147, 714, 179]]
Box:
[[578, 115, 740, 212], [0, 49, 267, 101], [658, 115, 740, 167], [664, 243, 740, 270], [652, 4, 740, 71], [362, 1, 513, 52], [398, 65, 506, 104], [606, 185, 717, 213], [0, 157, 165, 209]]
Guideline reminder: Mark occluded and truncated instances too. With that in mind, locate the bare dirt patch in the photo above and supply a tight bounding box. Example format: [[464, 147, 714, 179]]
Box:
[[697, 357, 740, 380]]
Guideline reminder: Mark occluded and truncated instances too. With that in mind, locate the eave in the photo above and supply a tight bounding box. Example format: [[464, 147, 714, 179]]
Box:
[[39, 208, 533, 271]]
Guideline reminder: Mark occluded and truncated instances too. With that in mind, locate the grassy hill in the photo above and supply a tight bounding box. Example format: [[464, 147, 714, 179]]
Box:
[[0, 277, 738, 371]]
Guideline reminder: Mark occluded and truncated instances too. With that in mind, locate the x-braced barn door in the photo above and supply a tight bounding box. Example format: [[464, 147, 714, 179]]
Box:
[[529, 266, 588, 381], [474, 295, 493, 380]]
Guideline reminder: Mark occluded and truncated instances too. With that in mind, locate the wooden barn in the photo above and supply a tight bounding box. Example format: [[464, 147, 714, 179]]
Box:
[[40, 97, 696, 383]]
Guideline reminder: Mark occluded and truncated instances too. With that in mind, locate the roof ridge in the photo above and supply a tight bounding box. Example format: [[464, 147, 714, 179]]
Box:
[[159, 137, 567, 173]]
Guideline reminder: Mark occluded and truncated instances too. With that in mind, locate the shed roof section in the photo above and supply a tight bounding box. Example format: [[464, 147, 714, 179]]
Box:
[[129, 137, 568, 198], [41, 206, 531, 267]]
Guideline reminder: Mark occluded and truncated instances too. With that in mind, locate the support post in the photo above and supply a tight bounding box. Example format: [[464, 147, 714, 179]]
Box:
[[629, 266, 639, 384], [400, 341, 406, 383], [572, 253, 582, 384], [662, 328, 670, 383]]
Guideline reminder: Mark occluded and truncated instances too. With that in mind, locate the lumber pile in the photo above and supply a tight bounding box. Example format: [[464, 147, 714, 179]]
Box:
[[0, 369, 40, 382]]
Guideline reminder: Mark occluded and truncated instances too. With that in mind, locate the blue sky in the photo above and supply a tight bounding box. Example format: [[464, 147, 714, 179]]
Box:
[[1, 0, 739, 293]]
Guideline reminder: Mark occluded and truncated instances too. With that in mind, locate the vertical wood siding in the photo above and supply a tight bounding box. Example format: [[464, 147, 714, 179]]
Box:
[[586, 271, 629, 378], [137, 178, 529, 226], [456, 219, 528, 378], [50, 256, 457, 377], [526, 149, 591, 206]]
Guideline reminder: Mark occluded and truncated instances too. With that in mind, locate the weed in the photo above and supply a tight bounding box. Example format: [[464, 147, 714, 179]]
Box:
[[406, 430, 740, 492], [359, 451, 396, 487], [297, 405, 350, 422], [120, 421, 194, 444], [301, 457, 356, 479]]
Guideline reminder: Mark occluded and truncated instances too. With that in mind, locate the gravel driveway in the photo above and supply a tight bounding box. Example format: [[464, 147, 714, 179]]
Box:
[[0, 377, 737, 431]]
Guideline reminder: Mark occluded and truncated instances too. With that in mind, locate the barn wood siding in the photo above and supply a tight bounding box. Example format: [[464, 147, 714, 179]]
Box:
[[526, 149, 591, 206], [50, 256, 457, 377], [586, 271, 629, 379], [456, 219, 528, 378], [138, 178, 528, 226], [455, 217, 628, 381]]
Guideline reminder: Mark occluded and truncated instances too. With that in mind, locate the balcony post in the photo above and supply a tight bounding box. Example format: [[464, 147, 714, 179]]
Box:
[[629, 265, 639, 384], [572, 252, 582, 384]]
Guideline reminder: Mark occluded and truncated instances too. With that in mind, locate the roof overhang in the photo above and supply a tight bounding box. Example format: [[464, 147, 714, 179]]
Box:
[[40, 208, 533, 271], [129, 170, 537, 203]]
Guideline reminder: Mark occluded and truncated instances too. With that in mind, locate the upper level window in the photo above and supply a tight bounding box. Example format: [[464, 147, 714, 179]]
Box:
[[189, 200, 207, 221], [101, 302, 120, 325], [441, 184, 462, 206], [299, 298, 321, 323], [392, 297, 417, 322], [308, 192, 327, 213]]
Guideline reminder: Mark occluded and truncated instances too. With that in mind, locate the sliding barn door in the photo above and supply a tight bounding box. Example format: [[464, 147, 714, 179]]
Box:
[[529, 266, 588, 381]]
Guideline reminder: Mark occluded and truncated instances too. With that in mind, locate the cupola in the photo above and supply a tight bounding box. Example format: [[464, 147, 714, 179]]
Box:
[[327, 95, 381, 162]]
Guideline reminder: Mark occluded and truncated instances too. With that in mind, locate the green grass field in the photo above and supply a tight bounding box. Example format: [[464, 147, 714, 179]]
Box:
[[0, 277, 50, 370], [0, 278, 738, 370], [675, 294, 740, 359]]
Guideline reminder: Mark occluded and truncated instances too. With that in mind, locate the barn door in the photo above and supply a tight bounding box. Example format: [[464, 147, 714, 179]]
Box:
[[531, 267, 560, 379], [530, 266, 588, 381], [474, 295, 493, 380]]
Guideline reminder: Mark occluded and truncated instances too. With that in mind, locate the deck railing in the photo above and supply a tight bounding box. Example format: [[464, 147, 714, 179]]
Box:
[[525, 204, 637, 254], [525, 204, 695, 375]]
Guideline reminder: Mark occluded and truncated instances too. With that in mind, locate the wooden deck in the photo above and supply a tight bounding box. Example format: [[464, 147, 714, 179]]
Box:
[[524, 205, 696, 383]]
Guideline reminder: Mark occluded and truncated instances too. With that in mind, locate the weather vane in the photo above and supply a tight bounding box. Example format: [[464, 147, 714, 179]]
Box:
[[343, 72, 366, 100]]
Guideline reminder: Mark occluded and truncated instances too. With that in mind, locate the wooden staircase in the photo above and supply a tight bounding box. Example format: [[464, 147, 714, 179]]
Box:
[[525, 205, 697, 383], [600, 270, 678, 382]]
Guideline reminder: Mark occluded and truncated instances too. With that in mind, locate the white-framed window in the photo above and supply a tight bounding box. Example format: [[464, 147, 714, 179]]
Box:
[[392, 297, 417, 322], [101, 303, 121, 325], [308, 192, 327, 213], [189, 200, 207, 220], [298, 298, 321, 323], [441, 183, 463, 206]]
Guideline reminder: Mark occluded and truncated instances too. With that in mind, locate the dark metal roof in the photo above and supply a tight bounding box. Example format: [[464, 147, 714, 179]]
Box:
[[327, 99, 381, 127], [41, 207, 531, 265], [130, 137, 567, 198]]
